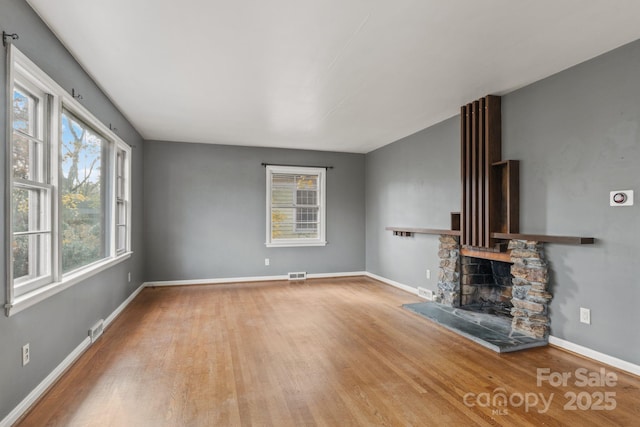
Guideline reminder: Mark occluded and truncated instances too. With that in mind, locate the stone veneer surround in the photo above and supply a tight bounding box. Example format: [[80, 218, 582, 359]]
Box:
[[435, 235, 552, 339]]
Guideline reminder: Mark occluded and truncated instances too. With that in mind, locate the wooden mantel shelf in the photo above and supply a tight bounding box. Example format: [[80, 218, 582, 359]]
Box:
[[490, 232, 594, 245], [386, 227, 594, 244], [385, 227, 461, 237]]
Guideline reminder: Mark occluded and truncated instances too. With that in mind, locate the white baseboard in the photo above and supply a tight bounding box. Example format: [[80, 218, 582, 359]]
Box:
[[105, 284, 145, 328], [0, 283, 145, 427], [143, 271, 366, 287], [364, 272, 419, 296], [548, 336, 640, 377], [308, 271, 366, 279]]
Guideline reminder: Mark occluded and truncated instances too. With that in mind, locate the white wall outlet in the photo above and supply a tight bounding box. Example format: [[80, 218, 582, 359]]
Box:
[[426, 269, 431, 280], [265, 258, 270, 266], [128, 272, 131, 283], [580, 307, 591, 324], [22, 343, 30, 366], [610, 190, 633, 206]]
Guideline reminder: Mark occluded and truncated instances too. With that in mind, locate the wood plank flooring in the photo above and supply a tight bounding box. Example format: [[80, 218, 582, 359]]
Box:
[[17, 277, 640, 426]]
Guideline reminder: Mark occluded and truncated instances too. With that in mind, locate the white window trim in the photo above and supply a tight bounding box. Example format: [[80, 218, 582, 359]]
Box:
[[265, 165, 327, 248], [4, 45, 133, 316]]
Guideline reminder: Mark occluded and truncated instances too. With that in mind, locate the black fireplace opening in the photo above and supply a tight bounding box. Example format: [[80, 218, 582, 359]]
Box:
[[460, 256, 513, 318]]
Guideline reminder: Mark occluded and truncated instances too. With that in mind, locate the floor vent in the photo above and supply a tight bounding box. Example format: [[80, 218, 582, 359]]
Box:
[[418, 287, 434, 301], [89, 319, 105, 343], [288, 272, 307, 281]]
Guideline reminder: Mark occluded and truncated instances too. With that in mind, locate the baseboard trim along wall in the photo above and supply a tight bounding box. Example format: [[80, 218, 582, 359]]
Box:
[[5, 274, 639, 426], [364, 272, 420, 296], [0, 283, 145, 427], [143, 271, 367, 287], [548, 336, 640, 377]]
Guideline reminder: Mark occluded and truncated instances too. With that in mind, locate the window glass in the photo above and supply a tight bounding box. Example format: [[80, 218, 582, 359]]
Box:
[[60, 110, 107, 273]]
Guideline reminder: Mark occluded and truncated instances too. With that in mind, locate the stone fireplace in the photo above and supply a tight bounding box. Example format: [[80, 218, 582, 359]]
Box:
[[435, 235, 552, 339]]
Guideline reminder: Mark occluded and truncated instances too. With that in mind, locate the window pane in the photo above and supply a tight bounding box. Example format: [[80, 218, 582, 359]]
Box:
[[116, 151, 125, 199], [13, 88, 37, 136], [12, 187, 48, 233], [13, 132, 45, 182], [116, 201, 126, 225], [117, 225, 127, 252], [296, 207, 318, 231], [61, 111, 106, 273], [12, 234, 30, 279], [272, 207, 319, 239], [296, 175, 317, 191], [13, 233, 50, 282]]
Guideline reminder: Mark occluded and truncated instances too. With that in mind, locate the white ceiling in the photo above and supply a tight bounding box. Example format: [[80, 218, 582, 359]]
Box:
[[27, 0, 640, 153]]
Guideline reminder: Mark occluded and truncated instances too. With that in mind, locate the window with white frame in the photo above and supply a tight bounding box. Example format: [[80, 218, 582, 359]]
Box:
[[60, 109, 107, 272], [266, 165, 326, 247], [11, 74, 53, 296], [115, 147, 129, 254], [5, 45, 132, 315]]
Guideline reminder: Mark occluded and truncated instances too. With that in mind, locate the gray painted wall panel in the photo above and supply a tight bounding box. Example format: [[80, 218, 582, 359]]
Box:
[[144, 141, 365, 281], [365, 40, 640, 365], [0, 0, 145, 420], [365, 117, 460, 290], [501, 40, 640, 364]]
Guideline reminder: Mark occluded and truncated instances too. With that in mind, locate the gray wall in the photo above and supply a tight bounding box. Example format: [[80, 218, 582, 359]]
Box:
[[0, 0, 145, 420], [144, 141, 365, 281], [365, 118, 460, 289], [366, 39, 640, 365]]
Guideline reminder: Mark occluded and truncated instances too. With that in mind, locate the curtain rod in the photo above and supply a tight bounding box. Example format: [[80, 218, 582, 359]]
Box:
[[261, 163, 333, 169]]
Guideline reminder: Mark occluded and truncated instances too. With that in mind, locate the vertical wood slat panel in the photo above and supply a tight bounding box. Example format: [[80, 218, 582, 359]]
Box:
[[486, 95, 502, 247], [465, 105, 472, 246], [479, 97, 486, 247], [460, 106, 468, 246], [470, 102, 477, 246], [460, 95, 502, 249]]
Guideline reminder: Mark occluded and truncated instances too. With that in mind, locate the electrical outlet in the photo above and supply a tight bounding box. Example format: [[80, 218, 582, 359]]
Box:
[[426, 269, 431, 280], [580, 307, 591, 324], [128, 272, 131, 283], [22, 343, 30, 366], [265, 258, 270, 266]]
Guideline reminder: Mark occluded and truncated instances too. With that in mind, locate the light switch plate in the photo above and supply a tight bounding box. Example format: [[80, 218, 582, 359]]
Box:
[[610, 190, 633, 206]]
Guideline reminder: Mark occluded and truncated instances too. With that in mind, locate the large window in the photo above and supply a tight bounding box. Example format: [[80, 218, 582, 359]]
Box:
[[5, 46, 132, 315], [266, 166, 326, 247]]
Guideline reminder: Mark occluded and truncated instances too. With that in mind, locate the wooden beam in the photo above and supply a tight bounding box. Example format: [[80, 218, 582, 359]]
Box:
[[460, 248, 512, 263], [491, 232, 595, 245], [386, 227, 461, 236]]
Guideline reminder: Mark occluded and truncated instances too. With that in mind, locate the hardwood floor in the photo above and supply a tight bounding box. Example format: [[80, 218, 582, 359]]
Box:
[[17, 277, 640, 426]]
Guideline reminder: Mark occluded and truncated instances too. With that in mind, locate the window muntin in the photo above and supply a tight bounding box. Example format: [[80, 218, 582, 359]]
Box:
[[60, 110, 107, 273], [266, 166, 326, 247]]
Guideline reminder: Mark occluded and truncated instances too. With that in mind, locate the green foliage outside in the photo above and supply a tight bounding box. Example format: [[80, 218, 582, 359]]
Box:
[[60, 112, 105, 273]]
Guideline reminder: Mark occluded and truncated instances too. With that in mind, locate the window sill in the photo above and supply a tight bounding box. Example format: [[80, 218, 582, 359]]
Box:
[[6, 252, 133, 317], [265, 241, 327, 248]]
